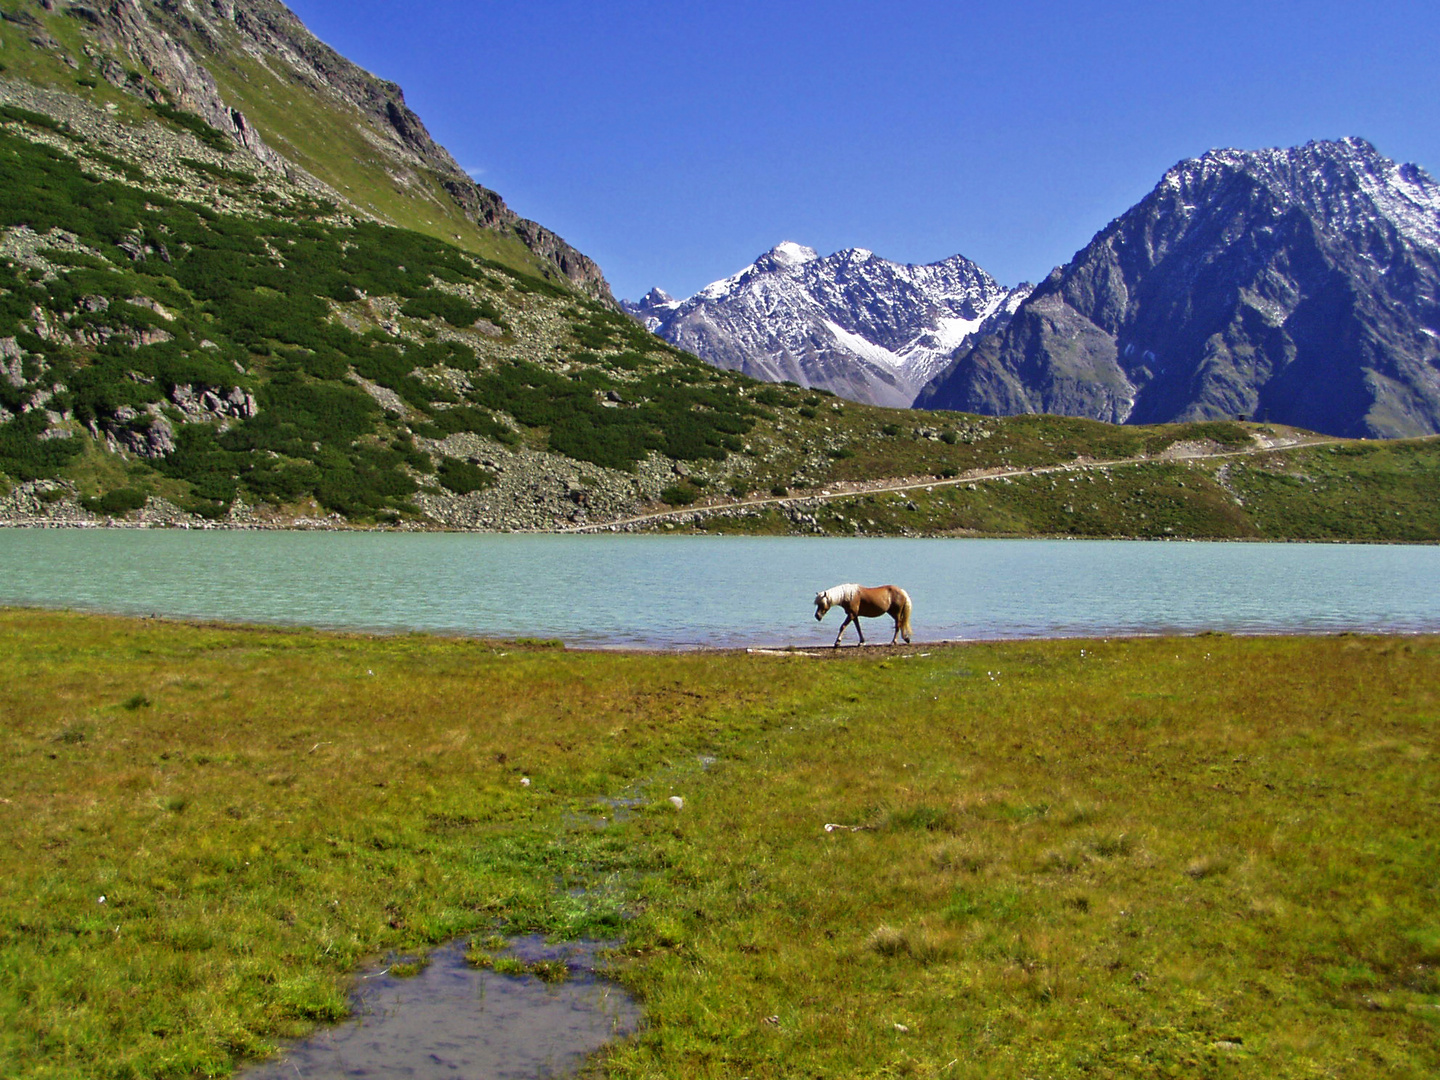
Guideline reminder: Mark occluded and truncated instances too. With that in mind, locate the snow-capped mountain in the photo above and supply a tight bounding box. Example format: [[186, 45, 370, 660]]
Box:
[[624, 243, 1029, 408], [918, 138, 1440, 438]]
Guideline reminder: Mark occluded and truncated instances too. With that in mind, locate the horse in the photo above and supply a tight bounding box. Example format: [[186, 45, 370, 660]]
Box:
[[814, 584, 912, 647]]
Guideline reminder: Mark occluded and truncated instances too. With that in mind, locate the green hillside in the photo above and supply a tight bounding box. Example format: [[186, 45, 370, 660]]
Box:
[[0, 100, 772, 524], [0, 0, 577, 283]]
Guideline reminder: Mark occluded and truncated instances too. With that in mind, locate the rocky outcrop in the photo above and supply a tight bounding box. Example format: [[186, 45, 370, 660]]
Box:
[[93, 403, 174, 457], [919, 138, 1440, 439], [170, 383, 256, 421]]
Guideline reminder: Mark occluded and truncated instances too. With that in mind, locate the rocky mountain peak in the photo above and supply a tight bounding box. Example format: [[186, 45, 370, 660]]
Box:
[[919, 137, 1440, 439], [1147, 138, 1440, 258], [624, 243, 1025, 407], [756, 241, 820, 271]]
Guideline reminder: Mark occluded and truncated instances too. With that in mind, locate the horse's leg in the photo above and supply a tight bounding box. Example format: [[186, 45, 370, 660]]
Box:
[[853, 616, 866, 646], [890, 615, 900, 645], [833, 612, 853, 648]]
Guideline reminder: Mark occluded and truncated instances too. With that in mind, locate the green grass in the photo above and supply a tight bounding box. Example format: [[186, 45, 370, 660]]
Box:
[[1, 610, 1437, 1078], [196, 48, 554, 280], [689, 436, 1440, 540]]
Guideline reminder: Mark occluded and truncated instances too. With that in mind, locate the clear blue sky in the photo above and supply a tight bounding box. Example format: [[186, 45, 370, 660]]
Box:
[[285, 0, 1440, 301]]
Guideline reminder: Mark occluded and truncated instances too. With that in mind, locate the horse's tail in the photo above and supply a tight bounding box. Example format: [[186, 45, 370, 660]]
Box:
[[896, 588, 913, 643]]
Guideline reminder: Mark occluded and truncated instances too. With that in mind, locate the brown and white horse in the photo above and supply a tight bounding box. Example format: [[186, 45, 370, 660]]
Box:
[[814, 583, 913, 647]]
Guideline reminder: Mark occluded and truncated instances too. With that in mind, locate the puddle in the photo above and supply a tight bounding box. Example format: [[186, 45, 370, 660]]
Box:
[[240, 936, 641, 1079], [566, 795, 648, 831]]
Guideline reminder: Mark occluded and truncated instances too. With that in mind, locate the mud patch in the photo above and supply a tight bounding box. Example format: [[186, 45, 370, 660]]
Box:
[[240, 937, 640, 1079]]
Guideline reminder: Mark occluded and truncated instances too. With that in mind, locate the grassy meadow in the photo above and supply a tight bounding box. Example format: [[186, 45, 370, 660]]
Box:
[[1, 609, 1437, 1078]]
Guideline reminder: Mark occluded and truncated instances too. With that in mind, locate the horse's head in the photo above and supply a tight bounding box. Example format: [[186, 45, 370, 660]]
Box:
[[814, 591, 830, 620]]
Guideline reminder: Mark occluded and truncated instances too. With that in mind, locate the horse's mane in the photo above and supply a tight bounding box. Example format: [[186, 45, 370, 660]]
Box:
[[820, 583, 860, 606]]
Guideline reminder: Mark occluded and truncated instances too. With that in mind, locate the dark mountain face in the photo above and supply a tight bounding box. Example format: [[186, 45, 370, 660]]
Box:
[[918, 138, 1440, 438]]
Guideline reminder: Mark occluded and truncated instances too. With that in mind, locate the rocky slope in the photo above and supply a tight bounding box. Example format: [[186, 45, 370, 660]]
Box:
[[625, 242, 1028, 408], [0, 0, 610, 298], [918, 138, 1440, 439]]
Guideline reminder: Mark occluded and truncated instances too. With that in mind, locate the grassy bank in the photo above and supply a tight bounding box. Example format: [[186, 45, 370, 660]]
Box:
[[1, 610, 1437, 1078], [675, 436, 1440, 541]]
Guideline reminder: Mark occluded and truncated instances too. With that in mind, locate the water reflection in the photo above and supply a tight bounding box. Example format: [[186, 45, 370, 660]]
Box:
[[239, 937, 639, 1080]]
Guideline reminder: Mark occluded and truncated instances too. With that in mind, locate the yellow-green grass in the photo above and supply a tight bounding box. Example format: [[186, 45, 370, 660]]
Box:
[[1, 610, 1436, 1079]]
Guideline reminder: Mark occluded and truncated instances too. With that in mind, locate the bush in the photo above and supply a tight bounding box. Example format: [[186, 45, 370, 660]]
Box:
[[660, 483, 699, 506], [0, 412, 84, 481], [436, 457, 494, 495], [401, 289, 505, 329], [81, 488, 147, 515]]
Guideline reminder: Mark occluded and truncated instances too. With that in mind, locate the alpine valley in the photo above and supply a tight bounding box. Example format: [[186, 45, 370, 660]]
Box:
[[0, 0, 1436, 541]]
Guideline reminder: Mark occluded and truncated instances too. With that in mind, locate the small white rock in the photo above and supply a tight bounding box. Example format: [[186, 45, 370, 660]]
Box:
[[520, 777, 531, 786], [668, 796, 684, 810]]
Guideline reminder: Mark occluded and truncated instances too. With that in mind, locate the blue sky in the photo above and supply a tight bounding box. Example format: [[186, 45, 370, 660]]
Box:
[[285, 0, 1440, 301]]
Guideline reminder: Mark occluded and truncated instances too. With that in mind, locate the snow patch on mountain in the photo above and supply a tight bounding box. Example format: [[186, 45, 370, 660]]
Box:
[[623, 243, 1026, 408]]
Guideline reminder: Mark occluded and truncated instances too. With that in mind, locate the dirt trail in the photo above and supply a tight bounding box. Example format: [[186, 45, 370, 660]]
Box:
[[562, 433, 1344, 534]]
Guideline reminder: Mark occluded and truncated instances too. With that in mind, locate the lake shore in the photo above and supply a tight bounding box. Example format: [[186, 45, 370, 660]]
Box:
[[5, 431, 1439, 542]]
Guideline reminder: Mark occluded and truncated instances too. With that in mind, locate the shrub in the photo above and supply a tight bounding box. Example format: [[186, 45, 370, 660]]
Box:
[[401, 289, 505, 329], [436, 456, 494, 495], [82, 488, 147, 515], [179, 157, 252, 185], [0, 105, 69, 134], [0, 412, 84, 481], [660, 483, 699, 506]]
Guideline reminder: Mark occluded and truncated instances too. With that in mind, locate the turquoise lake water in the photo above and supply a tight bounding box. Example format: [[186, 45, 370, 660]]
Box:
[[2, 530, 1438, 647]]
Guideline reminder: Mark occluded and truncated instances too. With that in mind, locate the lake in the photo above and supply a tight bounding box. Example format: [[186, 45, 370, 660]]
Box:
[[2, 530, 1438, 648]]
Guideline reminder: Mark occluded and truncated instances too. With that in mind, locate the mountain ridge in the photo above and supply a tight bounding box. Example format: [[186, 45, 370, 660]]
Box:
[[918, 137, 1440, 438], [1, 0, 612, 299], [624, 242, 1029, 407]]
